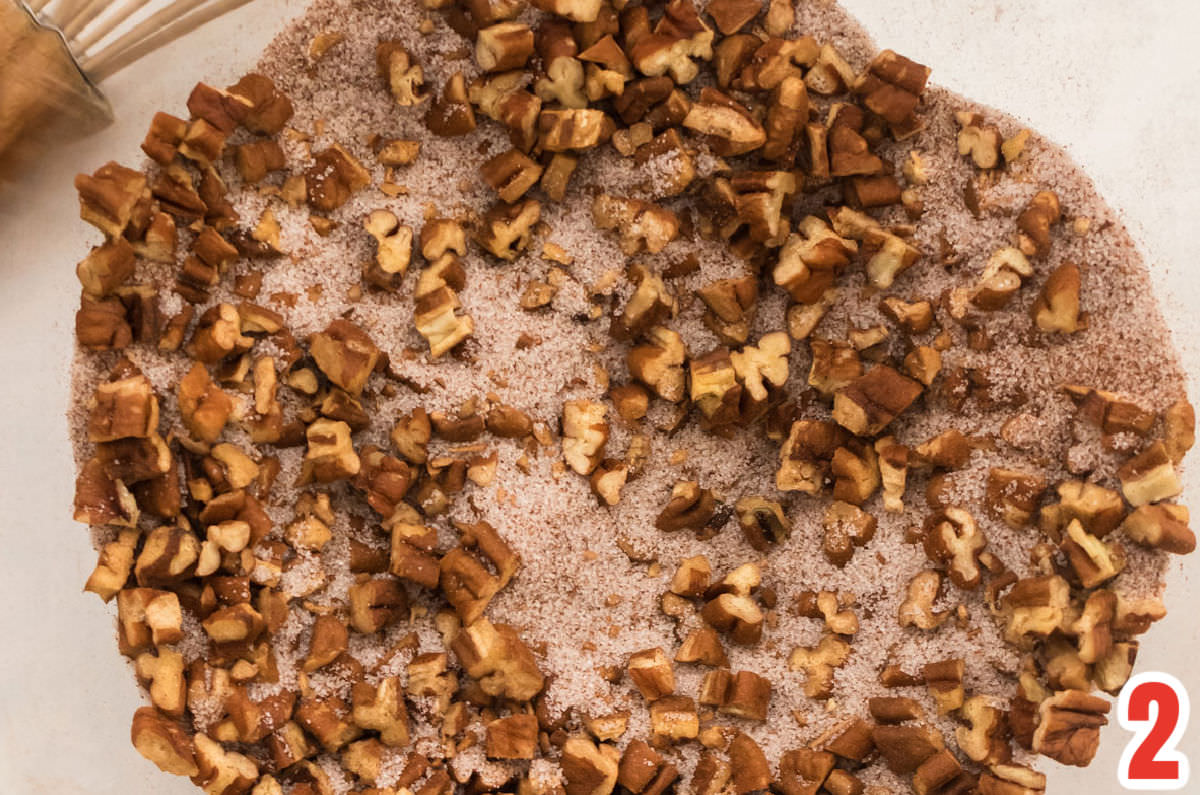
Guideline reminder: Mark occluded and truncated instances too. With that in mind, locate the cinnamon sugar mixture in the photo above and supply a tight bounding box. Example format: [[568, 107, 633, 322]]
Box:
[[67, 0, 1196, 792]]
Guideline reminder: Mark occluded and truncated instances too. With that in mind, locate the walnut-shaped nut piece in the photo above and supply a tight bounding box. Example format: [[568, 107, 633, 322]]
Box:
[[300, 419, 360, 483], [670, 555, 711, 599], [735, 496, 790, 551], [350, 676, 409, 747], [532, 0, 602, 21], [77, 239, 136, 298], [562, 399, 609, 476], [485, 713, 539, 760], [1032, 690, 1110, 767], [899, 570, 950, 630], [1017, 190, 1062, 258], [388, 505, 440, 589], [191, 733, 259, 793], [451, 617, 545, 701], [923, 507, 987, 590], [697, 670, 771, 721], [777, 418, 847, 494], [613, 265, 676, 341], [85, 528, 139, 601], [1032, 262, 1084, 334], [476, 198, 541, 260], [87, 371, 158, 443], [656, 481, 717, 533], [226, 73, 293, 135], [592, 195, 680, 255], [821, 501, 877, 567], [310, 319, 380, 396], [1060, 518, 1124, 589], [628, 647, 675, 701], [700, 580, 764, 646], [628, 0, 714, 84], [731, 332, 790, 419], [773, 216, 857, 304], [376, 42, 427, 105], [1003, 575, 1071, 646], [676, 627, 727, 667], [876, 436, 909, 512], [562, 736, 620, 795], [306, 144, 370, 212], [973, 247, 1033, 311], [628, 326, 687, 402], [955, 112, 1002, 169], [830, 442, 880, 506], [1040, 480, 1125, 540], [74, 457, 140, 528], [1162, 397, 1195, 464], [1120, 503, 1195, 554], [697, 277, 756, 346], [683, 88, 766, 156], [833, 365, 924, 437], [131, 707, 199, 778], [729, 170, 797, 246], [979, 765, 1047, 795], [590, 458, 628, 506], [189, 303, 252, 363], [440, 520, 519, 623], [134, 650, 186, 718], [796, 590, 858, 636], [363, 210, 413, 289], [788, 635, 851, 699]]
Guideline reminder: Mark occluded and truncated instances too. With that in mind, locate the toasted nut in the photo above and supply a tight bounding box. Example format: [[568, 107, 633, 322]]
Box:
[[956, 112, 1002, 169], [617, 739, 678, 795], [980, 765, 1047, 795], [690, 348, 741, 426], [656, 481, 717, 532], [735, 496, 791, 551], [376, 42, 427, 105], [476, 22, 534, 71], [684, 88, 766, 156], [773, 216, 857, 303], [676, 626, 728, 667], [628, 647, 675, 701], [788, 635, 850, 699], [1018, 190, 1062, 258], [538, 108, 614, 151], [363, 210, 413, 288], [590, 458, 628, 505], [797, 590, 858, 635], [1120, 503, 1195, 554], [648, 695, 700, 742], [899, 570, 949, 630], [1061, 518, 1125, 588], [697, 277, 757, 347], [476, 199, 541, 260], [1032, 262, 1084, 334], [670, 555, 712, 598], [731, 332, 790, 416], [586, 711, 630, 743], [833, 365, 924, 436], [348, 577, 407, 633], [831, 443, 880, 506], [301, 419, 361, 483], [486, 713, 539, 759], [911, 749, 964, 795], [1040, 480, 1126, 539], [85, 528, 140, 601], [822, 501, 877, 567], [628, 327, 687, 402], [985, 469, 1047, 528], [562, 399, 609, 475], [131, 707, 199, 777], [452, 617, 544, 701], [531, 0, 602, 22], [921, 658, 965, 715], [875, 437, 909, 512], [440, 521, 518, 623], [561, 736, 620, 795], [306, 144, 370, 212], [1118, 441, 1182, 507], [309, 319, 380, 396], [592, 195, 679, 255], [868, 696, 924, 724], [481, 149, 544, 203], [1032, 690, 1109, 767], [777, 419, 848, 494], [1003, 575, 1071, 645], [923, 507, 987, 589]]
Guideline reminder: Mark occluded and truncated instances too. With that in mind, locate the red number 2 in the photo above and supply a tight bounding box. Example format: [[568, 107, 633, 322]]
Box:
[[1119, 672, 1190, 790]]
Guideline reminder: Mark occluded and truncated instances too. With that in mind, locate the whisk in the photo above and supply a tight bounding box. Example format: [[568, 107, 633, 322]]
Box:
[[0, 0, 254, 173]]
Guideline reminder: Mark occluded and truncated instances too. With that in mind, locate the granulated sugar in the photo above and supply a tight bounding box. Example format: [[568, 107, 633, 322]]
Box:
[[67, 0, 1193, 791]]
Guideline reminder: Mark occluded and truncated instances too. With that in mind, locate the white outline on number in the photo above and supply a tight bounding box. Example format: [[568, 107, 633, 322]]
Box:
[[1118, 671, 1190, 791]]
